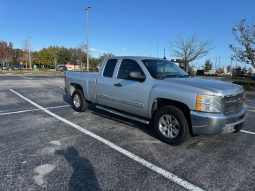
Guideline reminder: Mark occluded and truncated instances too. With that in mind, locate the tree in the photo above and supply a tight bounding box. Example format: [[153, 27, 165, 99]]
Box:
[[227, 65, 232, 73], [56, 47, 72, 64], [0, 40, 13, 65], [12, 48, 24, 64], [204, 59, 212, 71], [32, 46, 88, 68], [170, 35, 213, 72], [23, 39, 31, 68], [69, 48, 87, 64], [229, 19, 255, 68], [98, 53, 114, 63], [89, 57, 99, 69], [33, 48, 55, 66]]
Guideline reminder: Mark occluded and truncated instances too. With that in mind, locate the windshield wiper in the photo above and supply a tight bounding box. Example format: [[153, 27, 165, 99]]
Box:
[[178, 75, 190, 78], [156, 74, 190, 79], [156, 75, 175, 79]]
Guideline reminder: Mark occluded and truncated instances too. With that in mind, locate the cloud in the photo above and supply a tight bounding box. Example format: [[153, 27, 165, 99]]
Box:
[[89, 47, 106, 53]]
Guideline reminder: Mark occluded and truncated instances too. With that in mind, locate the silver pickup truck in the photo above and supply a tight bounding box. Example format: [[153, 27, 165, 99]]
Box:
[[65, 56, 247, 145]]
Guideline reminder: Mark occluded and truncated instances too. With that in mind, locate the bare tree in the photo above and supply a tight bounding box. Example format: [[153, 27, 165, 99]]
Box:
[[170, 35, 213, 72], [229, 19, 255, 69], [23, 39, 31, 68]]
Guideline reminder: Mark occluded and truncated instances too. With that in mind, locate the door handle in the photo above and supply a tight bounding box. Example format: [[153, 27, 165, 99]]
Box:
[[114, 83, 122, 87]]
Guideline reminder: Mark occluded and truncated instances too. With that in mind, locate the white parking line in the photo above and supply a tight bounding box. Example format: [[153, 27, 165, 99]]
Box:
[[248, 109, 255, 112], [0, 108, 40, 116], [47, 105, 70, 109], [0, 105, 70, 116], [47, 75, 63, 80], [9, 89, 203, 191], [241, 130, 255, 135], [19, 75, 32, 80]]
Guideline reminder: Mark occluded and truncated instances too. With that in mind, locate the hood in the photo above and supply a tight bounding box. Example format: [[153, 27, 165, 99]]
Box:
[[162, 77, 244, 96]]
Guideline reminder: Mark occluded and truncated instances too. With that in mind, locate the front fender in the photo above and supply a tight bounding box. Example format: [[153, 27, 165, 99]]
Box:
[[148, 84, 198, 118]]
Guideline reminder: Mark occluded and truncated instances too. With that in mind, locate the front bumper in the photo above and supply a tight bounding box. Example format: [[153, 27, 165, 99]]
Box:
[[191, 106, 247, 135]]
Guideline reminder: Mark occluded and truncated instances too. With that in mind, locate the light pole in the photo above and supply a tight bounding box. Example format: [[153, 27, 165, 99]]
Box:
[[156, 41, 158, 58], [163, 48, 166, 59], [85, 6, 91, 71]]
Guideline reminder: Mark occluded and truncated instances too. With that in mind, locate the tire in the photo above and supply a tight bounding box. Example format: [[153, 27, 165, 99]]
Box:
[[71, 89, 88, 112], [153, 105, 189, 145]]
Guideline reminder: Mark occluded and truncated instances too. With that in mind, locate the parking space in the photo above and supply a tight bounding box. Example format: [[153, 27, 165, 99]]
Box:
[[0, 75, 255, 191], [0, 90, 37, 114]]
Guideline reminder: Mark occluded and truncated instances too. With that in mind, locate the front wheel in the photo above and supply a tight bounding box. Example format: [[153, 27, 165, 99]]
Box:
[[153, 106, 189, 145], [71, 89, 88, 112]]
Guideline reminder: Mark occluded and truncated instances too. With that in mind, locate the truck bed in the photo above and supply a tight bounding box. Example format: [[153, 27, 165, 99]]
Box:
[[65, 71, 98, 102]]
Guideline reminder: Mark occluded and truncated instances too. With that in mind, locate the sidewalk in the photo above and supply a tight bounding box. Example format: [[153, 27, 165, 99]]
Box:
[[0, 72, 65, 77]]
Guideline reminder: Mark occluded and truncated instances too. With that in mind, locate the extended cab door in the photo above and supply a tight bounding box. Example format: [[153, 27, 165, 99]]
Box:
[[96, 58, 119, 108], [96, 58, 151, 118]]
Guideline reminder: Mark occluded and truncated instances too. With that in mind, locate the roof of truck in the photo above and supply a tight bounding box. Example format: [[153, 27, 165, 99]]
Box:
[[106, 56, 168, 60]]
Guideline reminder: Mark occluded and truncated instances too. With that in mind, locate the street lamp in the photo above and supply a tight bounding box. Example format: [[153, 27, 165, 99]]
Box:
[[85, 6, 91, 71], [163, 48, 166, 59]]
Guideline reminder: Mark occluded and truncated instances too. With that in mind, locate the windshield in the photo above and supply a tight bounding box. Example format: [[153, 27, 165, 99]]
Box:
[[142, 59, 189, 79]]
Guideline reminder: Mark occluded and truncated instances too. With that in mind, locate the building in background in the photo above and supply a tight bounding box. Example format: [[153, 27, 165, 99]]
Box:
[[65, 63, 80, 71]]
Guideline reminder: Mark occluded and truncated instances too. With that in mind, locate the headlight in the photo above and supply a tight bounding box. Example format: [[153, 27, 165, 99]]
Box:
[[196, 95, 222, 113]]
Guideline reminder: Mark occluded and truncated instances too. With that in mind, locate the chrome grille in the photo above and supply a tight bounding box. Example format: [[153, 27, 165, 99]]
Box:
[[223, 93, 245, 114]]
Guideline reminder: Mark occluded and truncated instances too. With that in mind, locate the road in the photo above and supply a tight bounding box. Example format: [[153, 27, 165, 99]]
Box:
[[0, 75, 255, 191]]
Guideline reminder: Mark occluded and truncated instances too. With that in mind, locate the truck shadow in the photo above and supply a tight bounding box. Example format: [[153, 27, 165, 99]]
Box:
[[55, 146, 101, 191], [63, 94, 71, 104], [62, 96, 159, 141], [62, 96, 208, 146], [89, 104, 158, 140]]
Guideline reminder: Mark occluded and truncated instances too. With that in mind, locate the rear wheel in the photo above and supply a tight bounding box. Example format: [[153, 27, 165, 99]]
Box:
[[71, 89, 88, 112], [153, 105, 189, 145]]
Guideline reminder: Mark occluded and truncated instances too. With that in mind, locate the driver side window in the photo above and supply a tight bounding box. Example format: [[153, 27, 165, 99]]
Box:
[[117, 59, 144, 80]]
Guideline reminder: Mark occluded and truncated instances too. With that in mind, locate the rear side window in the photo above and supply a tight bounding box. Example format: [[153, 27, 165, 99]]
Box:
[[103, 59, 117, 77]]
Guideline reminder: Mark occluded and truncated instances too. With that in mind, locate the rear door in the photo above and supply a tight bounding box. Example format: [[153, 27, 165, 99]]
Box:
[[96, 59, 119, 108]]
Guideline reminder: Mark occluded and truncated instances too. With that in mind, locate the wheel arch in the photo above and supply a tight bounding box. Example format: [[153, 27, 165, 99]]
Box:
[[70, 83, 84, 96], [151, 98, 193, 135]]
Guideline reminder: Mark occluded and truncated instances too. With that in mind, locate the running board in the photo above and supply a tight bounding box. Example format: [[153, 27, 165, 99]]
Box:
[[96, 105, 150, 124]]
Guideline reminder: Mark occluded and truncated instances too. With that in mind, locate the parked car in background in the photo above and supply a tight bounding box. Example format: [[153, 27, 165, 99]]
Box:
[[1, 65, 9, 70], [11, 64, 22, 70], [56, 65, 67, 72]]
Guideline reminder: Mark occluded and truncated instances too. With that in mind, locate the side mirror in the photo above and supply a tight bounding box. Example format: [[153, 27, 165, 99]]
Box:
[[129, 71, 146, 82]]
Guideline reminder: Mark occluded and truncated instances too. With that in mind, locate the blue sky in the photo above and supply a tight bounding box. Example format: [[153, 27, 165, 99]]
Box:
[[1, 0, 255, 68]]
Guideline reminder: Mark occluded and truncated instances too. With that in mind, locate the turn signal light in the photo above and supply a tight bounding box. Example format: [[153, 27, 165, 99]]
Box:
[[196, 103, 203, 111], [196, 95, 203, 103]]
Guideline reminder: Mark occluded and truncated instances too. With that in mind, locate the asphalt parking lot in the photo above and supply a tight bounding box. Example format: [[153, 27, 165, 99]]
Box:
[[0, 75, 255, 191]]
